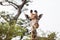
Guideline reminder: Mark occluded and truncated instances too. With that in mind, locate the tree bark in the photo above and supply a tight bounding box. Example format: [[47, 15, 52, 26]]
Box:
[[14, 0, 28, 21]]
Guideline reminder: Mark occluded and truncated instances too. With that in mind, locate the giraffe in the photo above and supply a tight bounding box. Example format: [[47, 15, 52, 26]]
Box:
[[25, 10, 43, 40]]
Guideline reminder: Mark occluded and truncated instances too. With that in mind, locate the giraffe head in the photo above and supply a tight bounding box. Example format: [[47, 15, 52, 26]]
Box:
[[25, 10, 43, 29]]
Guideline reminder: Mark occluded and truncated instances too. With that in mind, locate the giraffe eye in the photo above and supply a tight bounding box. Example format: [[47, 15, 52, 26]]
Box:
[[30, 19, 32, 21]]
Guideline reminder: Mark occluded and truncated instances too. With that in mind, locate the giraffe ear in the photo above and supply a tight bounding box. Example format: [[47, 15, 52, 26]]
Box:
[[25, 14, 30, 19], [38, 14, 43, 20]]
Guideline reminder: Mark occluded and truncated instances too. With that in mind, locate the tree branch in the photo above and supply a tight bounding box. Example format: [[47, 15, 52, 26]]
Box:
[[6, 0, 19, 8], [0, 0, 19, 9], [0, 2, 3, 5], [0, 0, 30, 22], [1, 15, 9, 22], [14, 0, 29, 20], [10, 4, 18, 9]]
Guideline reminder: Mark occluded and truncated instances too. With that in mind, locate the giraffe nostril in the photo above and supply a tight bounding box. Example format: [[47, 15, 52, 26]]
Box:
[[30, 19, 32, 21], [34, 23, 39, 28]]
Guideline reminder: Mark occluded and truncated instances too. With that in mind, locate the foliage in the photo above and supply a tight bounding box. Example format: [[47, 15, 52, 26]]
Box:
[[25, 32, 56, 40], [0, 0, 31, 40], [0, 11, 28, 40], [0, 19, 28, 40]]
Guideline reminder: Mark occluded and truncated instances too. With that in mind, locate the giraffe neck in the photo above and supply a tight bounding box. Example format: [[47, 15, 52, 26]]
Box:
[[31, 26, 37, 40]]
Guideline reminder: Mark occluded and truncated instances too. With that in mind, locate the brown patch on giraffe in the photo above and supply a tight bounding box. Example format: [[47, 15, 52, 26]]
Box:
[[34, 23, 39, 28]]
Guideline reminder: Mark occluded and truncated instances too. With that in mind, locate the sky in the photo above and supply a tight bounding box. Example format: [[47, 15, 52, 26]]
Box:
[[26, 0, 60, 33], [0, 0, 60, 39]]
